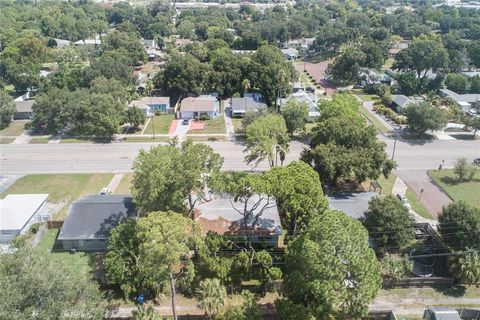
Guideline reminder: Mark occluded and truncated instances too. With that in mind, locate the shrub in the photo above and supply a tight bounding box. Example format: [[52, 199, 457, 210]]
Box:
[[29, 222, 43, 235], [454, 158, 477, 182], [381, 255, 413, 280]]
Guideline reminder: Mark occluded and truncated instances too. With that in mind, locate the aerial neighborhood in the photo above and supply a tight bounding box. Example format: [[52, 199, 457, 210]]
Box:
[[0, 0, 479, 319]]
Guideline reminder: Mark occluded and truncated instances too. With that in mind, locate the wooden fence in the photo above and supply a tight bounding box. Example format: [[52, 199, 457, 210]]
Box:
[[383, 277, 454, 289]]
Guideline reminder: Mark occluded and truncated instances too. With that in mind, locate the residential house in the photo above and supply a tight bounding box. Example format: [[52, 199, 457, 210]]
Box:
[[129, 96, 171, 116], [0, 194, 50, 244], [173, 38, 193, 48], [194, 194, 282, 247], [52, 38, 71, 48], [13, 92, 35, 120], [232, 50, 256, 55], [439, 88, 480, 112], [281, 48, 298, 60], [178, 95, 220, 119], [57, 195, 135, 252], [392, 94, 416, 112], [327, 192, 378, 220], [230, 97, 268, 117], [284, 89, 319, 120], [140, 38, 156, 50], [74, 39, 102, 46], [146, 48, 163, 61]]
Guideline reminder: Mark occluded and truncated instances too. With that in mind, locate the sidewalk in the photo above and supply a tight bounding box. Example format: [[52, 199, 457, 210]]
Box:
[[106, 173, 124, 193]]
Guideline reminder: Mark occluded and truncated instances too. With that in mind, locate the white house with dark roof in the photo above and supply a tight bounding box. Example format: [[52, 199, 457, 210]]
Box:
[[283, 89, 319, 119], [281, 48, 298, 60], [129, 96, 171, 116], [0, 194, 50, 243], [178, 95, 220, 119], [57, 195, 135, 252]]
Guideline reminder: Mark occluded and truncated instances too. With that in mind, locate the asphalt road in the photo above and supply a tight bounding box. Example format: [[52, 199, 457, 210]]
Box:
[[1, 138, 478, 215]]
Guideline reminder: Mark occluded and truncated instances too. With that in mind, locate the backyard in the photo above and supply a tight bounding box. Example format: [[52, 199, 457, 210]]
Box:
[[143, 114, 175, 135], [1, 174, 114, 219], [187, 117, 226, 134], [428, 169, 480, 209]]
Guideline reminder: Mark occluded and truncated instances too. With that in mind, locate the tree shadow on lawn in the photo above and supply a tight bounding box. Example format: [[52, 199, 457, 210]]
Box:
[[434, 285, 467, 297]]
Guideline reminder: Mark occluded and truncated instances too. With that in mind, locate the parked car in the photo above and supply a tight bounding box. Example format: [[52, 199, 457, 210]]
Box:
[[397, 193, 412, 210], [182, 119, 189, 125], [474, 158, 480, 166], [100, 188, 111, 195]]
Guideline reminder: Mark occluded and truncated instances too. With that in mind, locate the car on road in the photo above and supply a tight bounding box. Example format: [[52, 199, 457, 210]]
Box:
[[100, 188, 111, 195], [397, 193, 412, 210], [474, 158, 480, 166], [182, 119, 190, 125]]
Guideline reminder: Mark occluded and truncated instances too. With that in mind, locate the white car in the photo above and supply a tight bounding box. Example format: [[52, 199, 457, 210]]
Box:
[[397, 193, 412, 210], [100, 188, 111, 195]]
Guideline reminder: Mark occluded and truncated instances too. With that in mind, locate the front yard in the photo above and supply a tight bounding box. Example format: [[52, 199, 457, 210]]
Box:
[[1, 174, 114, 220], [0, 120, 28, 137], [187, 117, 226, 134], [143, 114, 175, 135], [114, 173, 134, 194], [232, 118, 244, 133], [428, 169, 480, 209]]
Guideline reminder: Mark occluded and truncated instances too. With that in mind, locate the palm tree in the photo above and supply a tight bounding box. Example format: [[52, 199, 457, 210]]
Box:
[[132, 305, 163, 320], [449, 248, 480, 285], [196, 278, 227, 319]]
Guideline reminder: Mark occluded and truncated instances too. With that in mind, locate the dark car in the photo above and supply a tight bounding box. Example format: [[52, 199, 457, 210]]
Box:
[[474, 158, 480, 166], [182, 119, 189, 125]]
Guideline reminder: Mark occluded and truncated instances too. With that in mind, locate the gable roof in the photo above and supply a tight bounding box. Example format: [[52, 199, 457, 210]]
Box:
[[130, 96, 170, 110], [327, 192, 378, 219], [58, 195, 135, 240], [0, 194, 49, 231], [392, 95, 415, 107], [181, 96, 217, 112], [231, 97, 268, 113]]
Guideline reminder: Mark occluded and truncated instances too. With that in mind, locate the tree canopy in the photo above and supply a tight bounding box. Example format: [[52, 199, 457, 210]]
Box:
[[0, 91, 15, 129], [279, 210, 381, 319], [404, 103, 447, 134], [439, 202, 480, 250]]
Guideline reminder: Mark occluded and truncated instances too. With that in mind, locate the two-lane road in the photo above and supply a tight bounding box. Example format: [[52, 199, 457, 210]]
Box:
[[1, 138, 478, 215]]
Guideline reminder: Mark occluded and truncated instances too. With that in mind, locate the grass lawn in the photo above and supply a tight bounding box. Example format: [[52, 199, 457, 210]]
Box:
[[1, 174, 114, 220], [357, 94, 381, 102], [383, 57, 395, 68], [123, 136, 171, 143], [378, 286, 480, 300], [35, 228, 94, 276], [29, 137, 51, 144], [187, 117, 226, 134], [114, 173, 134, 194], [305, 122, 316, 133], [143, 114, 174, 135], [0, 137, 14, 144], [0, 121, 28, 136], [428, 169, 480, 209], [406, 189, 434, 219], [232, 118, 244, 133], [359, 103, 390, 134], [186, 135, 227, 142]]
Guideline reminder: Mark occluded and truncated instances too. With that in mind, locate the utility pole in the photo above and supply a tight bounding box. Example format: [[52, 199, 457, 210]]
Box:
[[391, 126, 399, 161]]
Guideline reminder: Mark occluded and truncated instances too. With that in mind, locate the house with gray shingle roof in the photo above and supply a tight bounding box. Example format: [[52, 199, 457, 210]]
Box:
[[230, 97, 268, 117], [57, 195, 136, 252], [439, 88, 480, 112]]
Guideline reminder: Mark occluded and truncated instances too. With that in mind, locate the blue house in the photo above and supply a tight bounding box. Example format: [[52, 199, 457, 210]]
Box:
[[129, 96, 171, 116]]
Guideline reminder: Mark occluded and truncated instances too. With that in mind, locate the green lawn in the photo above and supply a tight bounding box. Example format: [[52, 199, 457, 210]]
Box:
[[123, 136, 171, 143], [406, 189, 434, 219], [0, 121, 28, 136], [377, 174, 397, 195], [428, 169, 480, 209], [29, 137, 51, 144], [383, 57, 395, 68], [187, 117, 226, 134], [114, 173, 134, 194], [186, 135, 227, 141], [232, 118, 244, 133], [35, 229, 94, 276], [143, 114, 174, 135], [357, 94, 381, 102], [1, 174, 114, 220], [359, 104, 390, 134], [0, 137, 14, 144]]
